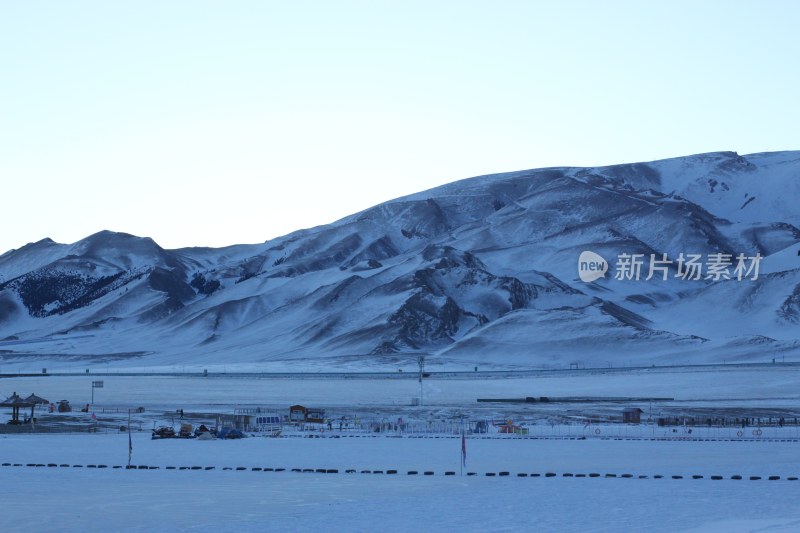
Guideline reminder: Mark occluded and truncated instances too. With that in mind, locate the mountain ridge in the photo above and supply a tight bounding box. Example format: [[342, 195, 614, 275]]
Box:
[[1, 150, 799, 370]]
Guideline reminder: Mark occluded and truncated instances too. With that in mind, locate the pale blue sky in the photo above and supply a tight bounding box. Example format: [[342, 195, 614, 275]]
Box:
[[1, 1, 798, 253]]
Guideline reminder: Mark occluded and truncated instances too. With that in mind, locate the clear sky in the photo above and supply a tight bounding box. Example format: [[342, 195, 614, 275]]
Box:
[[1, 1, 798, 254]]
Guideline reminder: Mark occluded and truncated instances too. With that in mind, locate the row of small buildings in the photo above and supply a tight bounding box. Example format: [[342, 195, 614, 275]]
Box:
[[225, 405, 326, 432]]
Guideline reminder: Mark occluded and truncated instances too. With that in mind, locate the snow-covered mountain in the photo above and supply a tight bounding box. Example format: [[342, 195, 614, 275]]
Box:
[[1, 151, 799, 370]]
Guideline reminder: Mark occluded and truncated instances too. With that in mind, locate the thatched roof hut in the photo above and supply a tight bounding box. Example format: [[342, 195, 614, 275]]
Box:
[[0, 392, 34, 424], [25, 393, 50, 405]]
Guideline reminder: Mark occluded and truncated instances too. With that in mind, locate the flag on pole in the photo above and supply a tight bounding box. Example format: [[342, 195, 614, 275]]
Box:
[[91, 412, 97, 420], [461, 432, 467, 468]]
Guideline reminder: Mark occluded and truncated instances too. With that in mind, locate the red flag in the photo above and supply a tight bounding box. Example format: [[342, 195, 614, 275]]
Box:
[[461, 433, 467, 467], [91, 412, 97, 420]]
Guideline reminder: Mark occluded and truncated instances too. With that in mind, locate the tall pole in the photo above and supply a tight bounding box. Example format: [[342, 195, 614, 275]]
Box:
[[460, 418, 464, 477], [127, 409, 132, 467], [417, 355, 425, 406], [460, 423, 466, 477]]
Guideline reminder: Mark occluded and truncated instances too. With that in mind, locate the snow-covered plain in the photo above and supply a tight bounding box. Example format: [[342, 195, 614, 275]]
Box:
[[2, 368, 800, 532], [4, 363, 800, 411], [2, 433, 800, 532]]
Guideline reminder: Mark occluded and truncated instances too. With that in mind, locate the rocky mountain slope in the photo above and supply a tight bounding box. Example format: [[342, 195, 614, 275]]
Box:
[[1, 151, 799, 370]]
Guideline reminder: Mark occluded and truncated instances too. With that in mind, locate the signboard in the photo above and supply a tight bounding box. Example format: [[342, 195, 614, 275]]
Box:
[[92, 381, 104, 388]]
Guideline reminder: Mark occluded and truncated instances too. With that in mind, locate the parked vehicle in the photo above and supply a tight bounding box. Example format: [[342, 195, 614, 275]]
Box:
[[193, 424, 215, 437], [216, 427, 244, 439], [151, 426, 176, 439]]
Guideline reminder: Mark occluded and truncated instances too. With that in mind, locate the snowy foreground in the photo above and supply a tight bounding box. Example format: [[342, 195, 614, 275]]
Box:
[[2, 432, 800, 532], [3, 367, 800, 532]]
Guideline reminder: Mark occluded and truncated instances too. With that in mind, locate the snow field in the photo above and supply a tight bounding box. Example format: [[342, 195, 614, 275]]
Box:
[[3, 368, 800, 532], [4, 432, 800, 477], [2, 434, 800, 532], [5, 364, 800, 410]]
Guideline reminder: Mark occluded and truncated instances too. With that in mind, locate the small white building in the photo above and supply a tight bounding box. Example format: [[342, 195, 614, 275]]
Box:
[[228, 407, 282, 433]]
